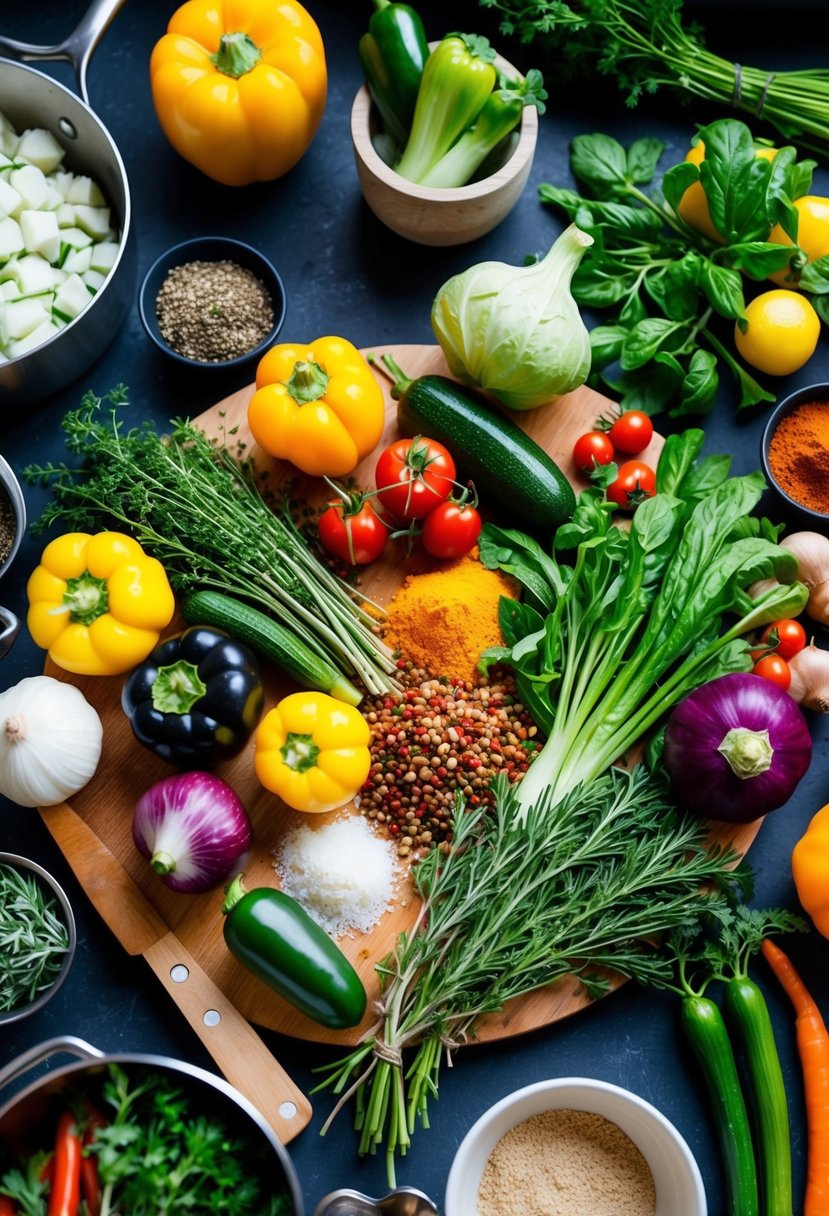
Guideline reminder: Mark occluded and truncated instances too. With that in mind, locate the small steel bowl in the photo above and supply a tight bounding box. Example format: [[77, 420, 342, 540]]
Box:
[[0, 852, 77, 1026], [0, 451, 26, 581], [138, 237, 287, 371], [760, 382, 829, 525]]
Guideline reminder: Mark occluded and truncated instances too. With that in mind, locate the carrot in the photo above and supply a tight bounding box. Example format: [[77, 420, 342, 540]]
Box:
[[761, 939, 829, 1216], [47, 1112, 81, 1216]]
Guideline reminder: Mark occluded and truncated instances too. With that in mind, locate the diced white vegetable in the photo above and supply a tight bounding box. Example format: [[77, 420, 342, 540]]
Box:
[[89, 240, 119, 273], [9, 164, 49, 211], [15, 254, 58, 296], [20, 209, 59, 257], [0, 216, 24, 261], [52, 171, 74, 199], [56, 202, 75, 228], [59, 226, 93, 250], [0, 296, 49, 343], [53, 273, 90, 321], [1, 280, 20, 300], [0, 258, 19, 283], [82, 268, 106, 293], [73, 205, 111, 240], [6, 317, 60, 357], [0, 177, 22, 220], [66, 175, 106, 206], [17, 128, 65, 175], [0, 350, 7, 364], [0, 151, 14, 171], [41, 186, 64, 211], [62, 246, 92, 275], [0, 115, 19, 157]]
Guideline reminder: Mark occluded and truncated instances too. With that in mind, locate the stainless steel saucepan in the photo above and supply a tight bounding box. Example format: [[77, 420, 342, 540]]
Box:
[[0, 0, 135, 405]]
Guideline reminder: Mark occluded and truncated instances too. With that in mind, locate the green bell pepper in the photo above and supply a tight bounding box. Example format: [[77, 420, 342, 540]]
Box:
[[358, 0, 429, 149], [222, 875, 367, 1029], [395, 33, 497, 184]]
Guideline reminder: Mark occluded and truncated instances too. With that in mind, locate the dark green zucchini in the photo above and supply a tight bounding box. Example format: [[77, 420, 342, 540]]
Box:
[[379, 355, 575, 531]]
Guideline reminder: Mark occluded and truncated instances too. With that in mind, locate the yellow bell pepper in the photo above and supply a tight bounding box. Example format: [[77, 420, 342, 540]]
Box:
[[792, 803, 829, 938], [149, 0, 327, 187], [27, 532, 176, 676], [248, 336, 386, 477], [254, 690, 370, 814]]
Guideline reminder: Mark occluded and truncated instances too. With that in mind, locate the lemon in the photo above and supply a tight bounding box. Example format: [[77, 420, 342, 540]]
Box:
[[734, 289, 821, 376], [677, 142, 777, 244], [768, 195, 829, 286]]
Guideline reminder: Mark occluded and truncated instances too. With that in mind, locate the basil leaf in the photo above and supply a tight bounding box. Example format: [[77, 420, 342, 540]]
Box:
[[626, 137, 664, 184], [699, 119, 770, 243], [815, 296, 829, 325], [681, 452, 733, 499], [677, 348, 719, 416], [570, 133, 629, 196], [573, 270, 631, 307], [649, 254, 702, 321], [589, 324, 628, 369], [799, 255, 829, 294], [655, 430, 706, 495], [619, 292, 648, 326], [662, 162, 699, 214], [786, 160, 816, 207], [733, 363, 776, 410], [608, 362, 682, 413], [654, 350, 685, 378], [725, 241, 796, 279], [699, 261, 746, 320], [620, 317, 684, 370]]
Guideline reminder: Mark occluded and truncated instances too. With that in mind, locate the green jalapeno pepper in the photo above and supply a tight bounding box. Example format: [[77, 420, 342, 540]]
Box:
[[395, 33, 497, 184], [222, 875, 367, 1029], [358, 0, 429, 149]]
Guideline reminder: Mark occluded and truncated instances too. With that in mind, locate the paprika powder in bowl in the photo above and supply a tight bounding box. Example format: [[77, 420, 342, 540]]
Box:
[[138, 237, 286, 371], [761, 383, 829, 523]]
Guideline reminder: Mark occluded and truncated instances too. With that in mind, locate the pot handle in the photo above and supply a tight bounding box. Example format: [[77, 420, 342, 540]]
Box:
[[0, 1036, 105, 1098], [0, 0, 126, 106], [0, 606, 19, 659]]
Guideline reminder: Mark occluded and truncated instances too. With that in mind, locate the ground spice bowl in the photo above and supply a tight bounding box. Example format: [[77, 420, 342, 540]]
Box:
[[138, 237, 287, 371], [0, 452, 26, 582], [444, 1077, 707, 1216], [0, 852, 77, 1026], [761, 382, 829, 527]]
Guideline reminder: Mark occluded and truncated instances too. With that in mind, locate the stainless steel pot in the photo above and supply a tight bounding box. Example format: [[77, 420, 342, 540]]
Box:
[[0, 1036, 304, 1213], [0, 0, 135, 405]]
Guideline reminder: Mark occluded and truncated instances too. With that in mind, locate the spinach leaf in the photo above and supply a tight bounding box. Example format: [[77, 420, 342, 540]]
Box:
[[626, 137, 665, 184], [699, 261, 746, 320], [678, 349, 719, 416], [570, 133, 629, 196], [725, 241, 795, 279]]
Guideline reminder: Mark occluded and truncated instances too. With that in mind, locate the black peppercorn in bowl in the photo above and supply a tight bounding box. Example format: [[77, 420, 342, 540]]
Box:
[[760, 382, 829, 527], [138, 237, 287, 371], [0, 453, 26, 582]]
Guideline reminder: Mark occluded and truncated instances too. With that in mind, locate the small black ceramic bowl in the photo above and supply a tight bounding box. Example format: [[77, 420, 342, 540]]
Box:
[[138, 237, 286, 371], [0, 853, 77, 1026], [760, 382, 829, 525], [0, 452, 26, 583]]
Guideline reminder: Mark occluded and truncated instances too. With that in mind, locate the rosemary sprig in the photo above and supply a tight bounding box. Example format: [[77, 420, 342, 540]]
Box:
[[0, 863, 70, 1013], [316, 766, 749, 1183], [25, 388, 398, 696]]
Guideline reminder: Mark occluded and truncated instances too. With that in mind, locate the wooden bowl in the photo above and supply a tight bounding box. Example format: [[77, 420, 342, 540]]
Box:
[[350, 52, 538, 247]]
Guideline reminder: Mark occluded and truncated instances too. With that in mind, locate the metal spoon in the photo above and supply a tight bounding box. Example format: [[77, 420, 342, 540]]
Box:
[[312, 1186, 438, 1216]]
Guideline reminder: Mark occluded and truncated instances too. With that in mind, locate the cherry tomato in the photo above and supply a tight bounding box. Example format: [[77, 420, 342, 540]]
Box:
[[760, 618, 807, 661], [573, 431, 615, 473], [608, 410, 654, 455], [375, 437, 456, 520], [318, 500, 388, 565], [422, 500, 483, 560], [606, 460, 657, 510], [752, 653, 791, 691]]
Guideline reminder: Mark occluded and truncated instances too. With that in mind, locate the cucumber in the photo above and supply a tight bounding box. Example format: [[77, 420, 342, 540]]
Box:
[[181, 589, 363, 707], [380, 354, 576, 532]]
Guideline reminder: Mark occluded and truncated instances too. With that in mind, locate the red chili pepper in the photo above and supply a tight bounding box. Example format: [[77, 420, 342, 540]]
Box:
[[48, 1112, 82, 1216], [79, 1106, 106, 1216]]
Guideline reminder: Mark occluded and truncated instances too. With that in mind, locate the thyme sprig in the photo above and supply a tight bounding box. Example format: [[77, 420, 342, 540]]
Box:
[[316, 766, 748, 1183], [0, 863, 70, 1013], [25, 388, 398, 696]]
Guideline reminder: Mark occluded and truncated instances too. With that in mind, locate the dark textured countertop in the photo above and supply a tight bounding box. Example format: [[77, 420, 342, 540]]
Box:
[[1, 2, 828, 1212]]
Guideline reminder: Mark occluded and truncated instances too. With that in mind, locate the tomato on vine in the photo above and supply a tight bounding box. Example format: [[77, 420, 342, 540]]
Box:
[[375, 436, 456, 520], [606, 460, 656, 510], [752, 653, 792, 691], [318, 494, 388, 565], [607, 410, 654, 455], [573, 431, 615, 473], [422, 499, 482, 560], [759, 619, 807, 661]]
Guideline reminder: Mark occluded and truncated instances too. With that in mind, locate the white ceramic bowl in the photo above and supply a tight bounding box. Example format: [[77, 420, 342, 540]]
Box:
[[444, 1077, 706, 1216]]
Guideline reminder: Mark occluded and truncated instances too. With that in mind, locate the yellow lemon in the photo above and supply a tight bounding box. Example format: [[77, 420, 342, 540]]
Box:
[[768, 195, 829, 286], [734, 289, 821, 376], [677, 142, 777, 244]]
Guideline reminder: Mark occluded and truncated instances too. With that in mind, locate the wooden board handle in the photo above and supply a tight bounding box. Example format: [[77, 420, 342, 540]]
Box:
[[143, 932, 312, 1143]]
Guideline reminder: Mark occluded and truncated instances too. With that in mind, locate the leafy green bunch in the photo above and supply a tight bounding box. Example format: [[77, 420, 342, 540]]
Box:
[[539, 119, 829, 414]]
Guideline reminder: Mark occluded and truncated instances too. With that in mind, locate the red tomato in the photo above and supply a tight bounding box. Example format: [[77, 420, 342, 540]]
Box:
[[318, 500, 388, 565], [606, 460, 657, 510], [760, 618, 807, 661], [573, 431, 615, 472], [375, 437, 456, 520], [608, 410, 654, 454], [422, 501, 483, 560], [752, 653, 792, 691]]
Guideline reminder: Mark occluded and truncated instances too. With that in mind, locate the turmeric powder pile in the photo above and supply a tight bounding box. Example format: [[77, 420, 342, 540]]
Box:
[[384, 552, 515, 683]]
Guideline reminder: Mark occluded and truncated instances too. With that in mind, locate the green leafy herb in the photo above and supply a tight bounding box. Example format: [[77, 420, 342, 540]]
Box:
[[478, 0, 829, 161], [0, 863, 69, 1013], [539, 120, 827, 414], [25, 388, 398, 696]]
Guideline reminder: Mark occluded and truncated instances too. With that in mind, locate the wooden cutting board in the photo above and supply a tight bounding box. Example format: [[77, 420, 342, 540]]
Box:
[[42, 345, 762, 1046]]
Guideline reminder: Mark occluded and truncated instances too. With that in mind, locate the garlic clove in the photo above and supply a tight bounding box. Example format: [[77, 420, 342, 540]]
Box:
[[788, 643, 829, 713]]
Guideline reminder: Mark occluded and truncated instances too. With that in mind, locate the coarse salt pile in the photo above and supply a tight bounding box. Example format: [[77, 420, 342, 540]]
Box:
[[273, 815, 399, 939]]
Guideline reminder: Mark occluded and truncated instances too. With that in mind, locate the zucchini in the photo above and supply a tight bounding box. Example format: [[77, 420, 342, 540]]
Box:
[[380, 354, 575, 532], [181, 590, 363, 707]]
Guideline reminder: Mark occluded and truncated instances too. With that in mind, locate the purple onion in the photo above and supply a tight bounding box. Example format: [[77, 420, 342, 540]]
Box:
[[663, 672, 812, 823], [133, 771, 252, 893]]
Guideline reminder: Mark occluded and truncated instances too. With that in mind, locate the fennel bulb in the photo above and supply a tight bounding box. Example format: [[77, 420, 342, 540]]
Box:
[[431, 223, 594, 410]]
